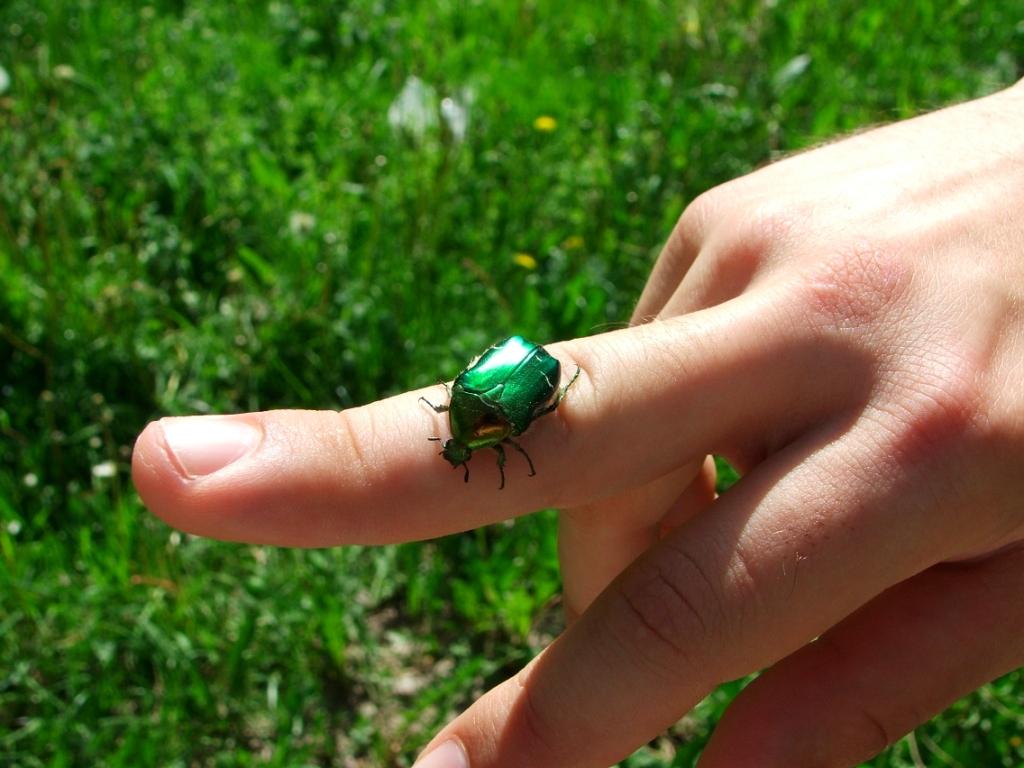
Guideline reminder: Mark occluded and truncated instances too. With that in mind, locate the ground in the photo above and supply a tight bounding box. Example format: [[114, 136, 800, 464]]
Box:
[[1, 1, 1022, 765]]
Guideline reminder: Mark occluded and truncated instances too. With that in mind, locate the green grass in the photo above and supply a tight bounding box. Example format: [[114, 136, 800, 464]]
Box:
[[2, 1, 1023, 765]]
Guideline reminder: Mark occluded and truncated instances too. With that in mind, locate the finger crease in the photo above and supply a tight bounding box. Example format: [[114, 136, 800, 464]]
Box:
[[513, 671, 561, 758], [337, 409, 375, 487], [657, 564, 708, 634], [859, 705, 894, 755], [666, 541, 723, 628], [619, 577, 696, 664]]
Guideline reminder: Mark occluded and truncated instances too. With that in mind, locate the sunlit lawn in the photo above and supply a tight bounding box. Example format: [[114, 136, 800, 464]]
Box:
[[2, 1, 1023, 765]]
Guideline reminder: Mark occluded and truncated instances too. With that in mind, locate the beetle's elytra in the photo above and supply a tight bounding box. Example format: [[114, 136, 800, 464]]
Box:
[[419, 335, 580, 489]]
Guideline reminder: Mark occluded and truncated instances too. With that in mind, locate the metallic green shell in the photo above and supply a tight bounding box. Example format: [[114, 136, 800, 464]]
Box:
[[448, 335, 560, 447]]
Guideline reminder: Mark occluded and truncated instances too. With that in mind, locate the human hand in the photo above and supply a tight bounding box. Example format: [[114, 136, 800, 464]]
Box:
[[133, 80, 1024, 767]]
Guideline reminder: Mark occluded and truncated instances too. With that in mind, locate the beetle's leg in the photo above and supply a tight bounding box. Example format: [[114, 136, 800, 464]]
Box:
[[493, 444, 507, 490], [505, 438, 536, 477], [449, 461, 470, 482], [438, 379, 452, 398], [419, 395, 449, 413], [538, 364, 581, 416]]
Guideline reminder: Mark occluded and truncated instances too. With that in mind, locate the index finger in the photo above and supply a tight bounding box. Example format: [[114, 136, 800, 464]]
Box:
[[133, 289, 848, 546]]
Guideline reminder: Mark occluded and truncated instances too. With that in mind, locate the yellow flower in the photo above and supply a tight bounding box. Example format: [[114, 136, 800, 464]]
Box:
[[561, 235, 584, 250], [532, 115, 557, 133], [513, 252, 537, 270], [682, 7, 701, 38], [1012, 735, 1024, 748]]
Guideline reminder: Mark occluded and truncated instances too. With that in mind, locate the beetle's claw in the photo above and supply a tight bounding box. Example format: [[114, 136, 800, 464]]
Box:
[[506, 438, 536, 478], [542, 364, 582, 415], [419, 396, 450, 414], [493, 444, 508, 490]]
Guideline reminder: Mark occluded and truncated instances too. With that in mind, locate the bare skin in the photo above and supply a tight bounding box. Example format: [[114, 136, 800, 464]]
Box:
[[133, 79, 1024, 767]]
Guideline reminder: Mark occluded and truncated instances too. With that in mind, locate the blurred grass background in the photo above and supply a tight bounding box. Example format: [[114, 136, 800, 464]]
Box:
[[2, 1, 1023, 765]]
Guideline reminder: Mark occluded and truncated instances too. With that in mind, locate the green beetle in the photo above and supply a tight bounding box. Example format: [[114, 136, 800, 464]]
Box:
[[420, 335, 581, 489]]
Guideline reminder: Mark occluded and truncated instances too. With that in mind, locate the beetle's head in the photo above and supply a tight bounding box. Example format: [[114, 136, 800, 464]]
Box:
[[439, 439, 472, 467]]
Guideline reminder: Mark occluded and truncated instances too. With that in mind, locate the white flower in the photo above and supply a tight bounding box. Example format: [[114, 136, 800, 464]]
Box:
[[288, 211, 316, 236], [91, 461, 117, 478], [387, 76, 438, 141], [441, 96, 468, 143]]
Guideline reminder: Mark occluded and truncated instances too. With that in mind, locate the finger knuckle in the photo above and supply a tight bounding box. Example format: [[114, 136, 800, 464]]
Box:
[[801, 240, 911, 332], [647, 190, 724, 302], [874, 355, 983, 472], [677, 186, 728, 240], [976, 338, 1024, 447], [983, 396, 1024, 450], [698, 200, 809, 298], [973, 397, 1024, 542], [731, 199, 807, 262]]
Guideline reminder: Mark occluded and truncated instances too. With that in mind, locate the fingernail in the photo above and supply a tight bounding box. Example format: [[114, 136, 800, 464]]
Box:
[[413, 740, 469, 768], [160, 417, 261, 478]]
